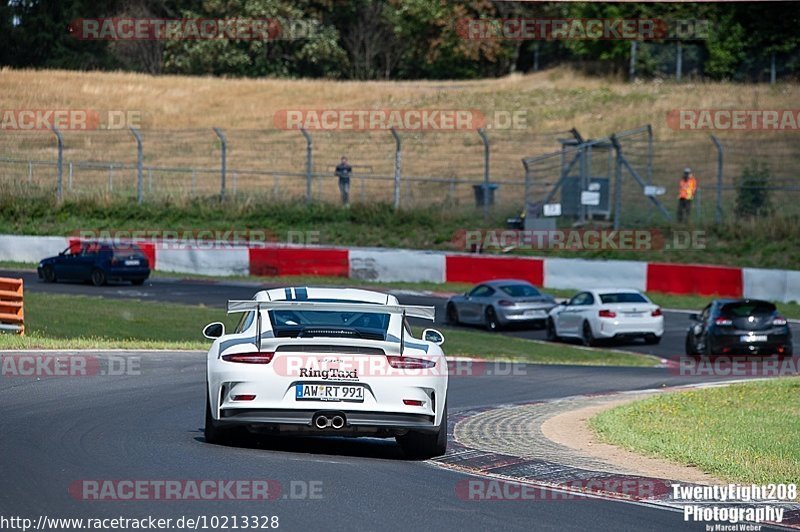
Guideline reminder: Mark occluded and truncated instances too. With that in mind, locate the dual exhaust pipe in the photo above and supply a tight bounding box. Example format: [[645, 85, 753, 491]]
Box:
[[314, 414, 345, 430]]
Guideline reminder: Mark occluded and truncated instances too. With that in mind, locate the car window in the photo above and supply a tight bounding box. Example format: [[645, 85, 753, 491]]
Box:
[[234, 311, 255, 334], [268, 309, 390, 340], [569, 292, 594, 306], [720, 301, 776, 317], [599, 292, 648, 304], [498, 284, 541, 297], [113, 243, 144, 258], [469, 285, 494, 298]]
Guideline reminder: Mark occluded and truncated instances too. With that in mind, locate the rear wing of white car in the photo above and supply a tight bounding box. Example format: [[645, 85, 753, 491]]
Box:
[[226, 299, 436, 351], [227, 300, 435, 320]]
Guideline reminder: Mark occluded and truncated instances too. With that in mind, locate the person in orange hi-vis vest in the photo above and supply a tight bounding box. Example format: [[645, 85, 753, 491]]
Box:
[[677, 167, 697, 222]]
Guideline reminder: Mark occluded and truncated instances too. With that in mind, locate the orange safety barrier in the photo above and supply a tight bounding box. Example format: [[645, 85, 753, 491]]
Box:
[[0, 277, 24, 335]]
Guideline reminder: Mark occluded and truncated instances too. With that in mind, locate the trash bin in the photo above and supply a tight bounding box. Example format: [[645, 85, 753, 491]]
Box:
[[473, 183, 499, 207]]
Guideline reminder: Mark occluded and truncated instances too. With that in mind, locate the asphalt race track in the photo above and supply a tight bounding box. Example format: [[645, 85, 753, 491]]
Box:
[[0, 271, 793, 531], [0, 352, 758, 532], [7, 268, 790, 360]]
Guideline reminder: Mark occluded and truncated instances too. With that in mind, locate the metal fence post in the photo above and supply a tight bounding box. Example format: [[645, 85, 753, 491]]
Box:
[[391, 127, 402, 210], [710, 135, 724, 224], [477, 128, 490, 220], [611, 135, 623, 230], [300, 128, 313, 203], [52, 127, 63, 202], [213, 127, 227, 202], [130, 127, 143, 204]]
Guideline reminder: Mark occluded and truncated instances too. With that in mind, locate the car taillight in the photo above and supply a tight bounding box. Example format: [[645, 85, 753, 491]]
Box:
[[598, 309, 616, 318], [111, 257, 119, 265], [403, 399, 424, 406], [773, 316, 788, 326], [221, 352, 274, 364], [651, 308, 662, 317], [714, 318, 733, 326], [232, 394, 256, 401], [498, 300, 514, 307], [386, 356, 436, 369]]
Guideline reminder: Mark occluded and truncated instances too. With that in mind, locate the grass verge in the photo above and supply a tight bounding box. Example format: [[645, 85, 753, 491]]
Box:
[[2, 263, 798, 318], [0, 293, 658, 366], [590, 378, 800, 484]]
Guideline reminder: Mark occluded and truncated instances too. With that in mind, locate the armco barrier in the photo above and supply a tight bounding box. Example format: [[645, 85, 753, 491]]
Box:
[[646, 263, 743, 297], [249, 247, 348, 277], [743, 268, 800, 303], [445, 255, 543, 285], [8, 233, 800, 302], [0, 277, 24, 335], [350, 249, 445, 283], [543, 257, 647, 291]]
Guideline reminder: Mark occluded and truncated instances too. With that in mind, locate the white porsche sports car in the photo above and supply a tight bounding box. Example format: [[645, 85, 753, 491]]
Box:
[[203, 287, 448, 458], [546, 288, 664, 346]]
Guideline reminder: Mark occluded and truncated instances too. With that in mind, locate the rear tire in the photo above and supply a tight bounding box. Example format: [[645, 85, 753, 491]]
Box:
[[131, 278, 145, 286], [42, 265, 56, 283], [684, 335, 698, 356], [485, 307, 500, 332], [582, 321, 597, 347], [91, 268, 107, 287], [546, 318, 560, 342], [446, 303, 459, 325], [645, 334, 661, 345], [204, 392, 241, 446], [397, 401, 447, 459]]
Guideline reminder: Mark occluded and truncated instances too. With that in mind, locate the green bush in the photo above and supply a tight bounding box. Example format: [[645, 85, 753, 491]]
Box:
[[735, 159, 773, 217]]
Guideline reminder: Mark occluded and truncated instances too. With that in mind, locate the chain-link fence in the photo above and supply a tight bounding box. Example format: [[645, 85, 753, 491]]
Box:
[[523, 127, 800, 227], [2, 126, 798, 225], [0, 127, 565, 210]]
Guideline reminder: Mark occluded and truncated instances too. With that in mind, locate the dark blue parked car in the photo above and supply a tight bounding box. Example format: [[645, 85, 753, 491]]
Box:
[[38, 241, 150, 286]]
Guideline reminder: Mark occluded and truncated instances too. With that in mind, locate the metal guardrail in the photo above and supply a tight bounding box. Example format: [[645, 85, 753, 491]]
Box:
[[0, 277, 24, 335]]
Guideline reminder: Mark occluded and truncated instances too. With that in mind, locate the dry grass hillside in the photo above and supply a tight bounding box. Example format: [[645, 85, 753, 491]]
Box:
[[1, 67, 797, 211]]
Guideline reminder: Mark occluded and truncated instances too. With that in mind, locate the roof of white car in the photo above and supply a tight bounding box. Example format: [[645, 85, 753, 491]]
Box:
[[589, 288, 644, 295], [252, 287, 398, 305]]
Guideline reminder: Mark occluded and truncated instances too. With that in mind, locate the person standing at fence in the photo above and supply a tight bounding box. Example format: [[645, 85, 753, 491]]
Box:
[[335, 156, 353, 206], [677, 167, 697, 222]]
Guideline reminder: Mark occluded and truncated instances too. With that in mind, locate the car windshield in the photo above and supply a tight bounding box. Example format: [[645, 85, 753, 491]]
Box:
[[599, 293, 648, 304], [720, 301, 776, 317], [268, 309, 390, 340], [499, 284, 541, 297]]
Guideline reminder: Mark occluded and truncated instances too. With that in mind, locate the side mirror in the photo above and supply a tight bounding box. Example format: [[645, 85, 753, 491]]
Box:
[[423, 328, 445, 345], [688, 313, 699, 321], [203, 322, 225, 339]]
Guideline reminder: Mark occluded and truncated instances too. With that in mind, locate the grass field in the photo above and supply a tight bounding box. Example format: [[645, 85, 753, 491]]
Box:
[[590, 378, 800, 485], [0, 292, 657, 367], [1, 68, 797, 211]]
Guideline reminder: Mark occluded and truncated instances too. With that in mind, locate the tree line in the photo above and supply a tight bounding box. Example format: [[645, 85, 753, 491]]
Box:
[[2, 0, 798, 81]]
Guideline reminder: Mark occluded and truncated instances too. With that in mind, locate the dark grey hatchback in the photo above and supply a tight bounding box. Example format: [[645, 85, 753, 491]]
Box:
[[685, 299, 792, 357]]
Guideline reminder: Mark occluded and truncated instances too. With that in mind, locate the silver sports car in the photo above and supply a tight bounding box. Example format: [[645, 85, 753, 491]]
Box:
[[446, 279, 557, 331]]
